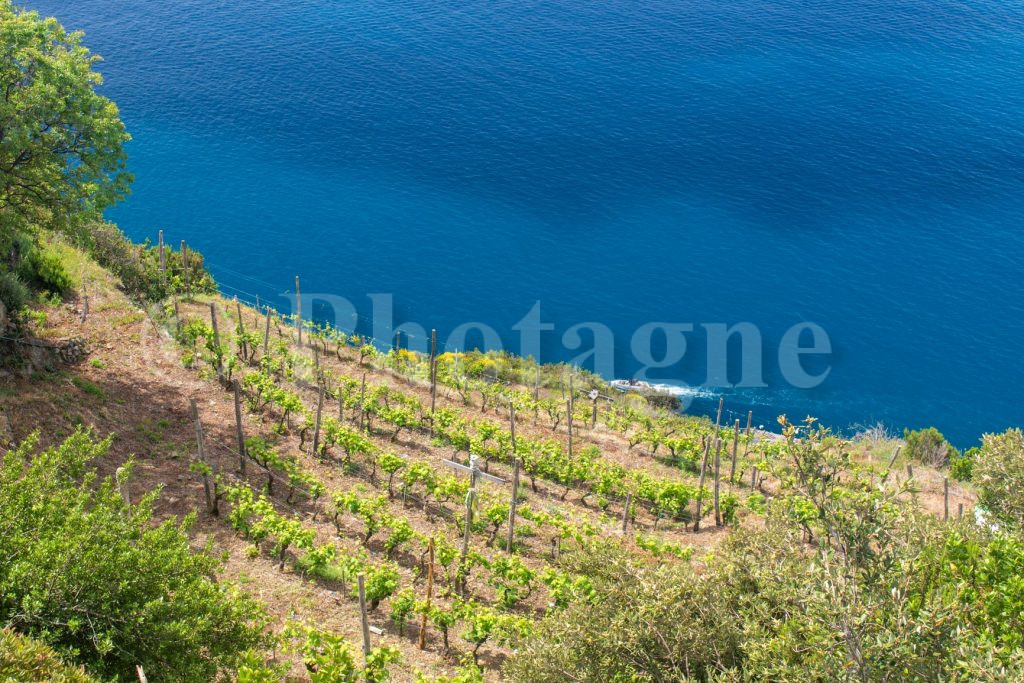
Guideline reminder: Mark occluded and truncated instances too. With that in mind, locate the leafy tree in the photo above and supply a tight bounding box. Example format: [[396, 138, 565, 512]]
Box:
[[0, 429, 269, 682], [0, 2, 131, 245], [974, 428, 1024, 530]]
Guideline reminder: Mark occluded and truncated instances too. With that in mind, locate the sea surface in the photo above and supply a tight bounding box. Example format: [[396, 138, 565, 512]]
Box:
[[24, 0, 1024, 445]]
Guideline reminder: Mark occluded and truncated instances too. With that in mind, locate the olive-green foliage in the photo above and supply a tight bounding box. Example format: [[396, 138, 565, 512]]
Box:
[[0, 428, 270, 682], [0, 269, 29, 313], [0, 1, 131, 243], [17, 244, 73, 294], [504, 540, 741, 682], [950, 446, 978, 482], [0, 628, 98, 682], [87, 221, 216, 301], [974, 428, 1024, 531], [506, 419, 1024, 682], [903, 426, 958, 467], [631, 387, 682, 412]]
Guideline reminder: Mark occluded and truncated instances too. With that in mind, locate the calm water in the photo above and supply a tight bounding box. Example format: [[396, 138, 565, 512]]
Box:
[[25, 0, 1024, 445]]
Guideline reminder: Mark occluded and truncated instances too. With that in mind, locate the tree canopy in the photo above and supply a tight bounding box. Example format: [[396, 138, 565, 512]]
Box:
[[0, 0, 131, 247]]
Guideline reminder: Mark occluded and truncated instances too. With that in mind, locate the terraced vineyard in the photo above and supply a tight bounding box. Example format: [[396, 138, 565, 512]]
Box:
[[0, 246, 995, 681], [2, 4, 1016, 677], [163, 291, 770, 679]]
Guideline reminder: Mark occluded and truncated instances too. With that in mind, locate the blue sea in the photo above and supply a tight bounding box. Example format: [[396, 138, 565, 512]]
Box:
[[24, 0, 1024, 445]]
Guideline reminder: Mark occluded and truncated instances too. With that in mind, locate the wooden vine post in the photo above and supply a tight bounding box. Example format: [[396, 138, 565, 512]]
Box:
[[295, 275, 302, 347], [157, 229, 165, 284], [429, 328, 438, 419], [209, 301, 224, 382], [742, 410, 753, 486], [622, 492, 632, 533], [338, 377, 346, 422], [694, 398, 724, 532], [312, 383, 325, 456], [262, 305, 271, 356], [358, 372, 367, 432], [357, 574, 372, 659], [190, 399, 217, 515], [694, 441, 711, 533], [567, 374, 574, 461], [442, 454, 505, 592], [944, 476, 950, 521], [729, 418, 740, 482], [233, 380, 246, 472], [418, 537, 434, 650], [235, 297, 246, 354], [180, 240, 191, 300], [506, 402, 520, 553], [533, 368, 540, 423], [713, 437, 723, 526], [881, 446, 902, 484]]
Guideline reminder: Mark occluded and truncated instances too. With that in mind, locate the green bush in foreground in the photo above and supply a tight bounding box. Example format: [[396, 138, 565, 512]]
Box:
[[506, 419, 1024, 682], [974, 428, 1024, 531], [0, 428, 270, 682], [0, 628, 97, 682]]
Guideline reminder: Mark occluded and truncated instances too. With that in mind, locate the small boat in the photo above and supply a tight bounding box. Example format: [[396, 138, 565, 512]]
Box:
[[610, 379, 654, 393]]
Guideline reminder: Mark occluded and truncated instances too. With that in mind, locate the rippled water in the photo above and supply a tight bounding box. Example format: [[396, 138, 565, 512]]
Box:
[[25, 0, 1024, 444]]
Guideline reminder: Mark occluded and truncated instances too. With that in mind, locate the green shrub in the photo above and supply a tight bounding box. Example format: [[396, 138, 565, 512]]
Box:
[[86, 222, 216, 301], [720, 492, 739, 524], [974, 428, 1024, 530], [0, 270, 29, 313], [950, 446, 978, 482], [903, 426, 958, 467], [0, 428, 270, 681], [18, 246, 73, 295], [745, 492, 767, 514], [506, 420, 1024, 682], [633, 387, 682, 412], [0, 628, 97, 682]]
